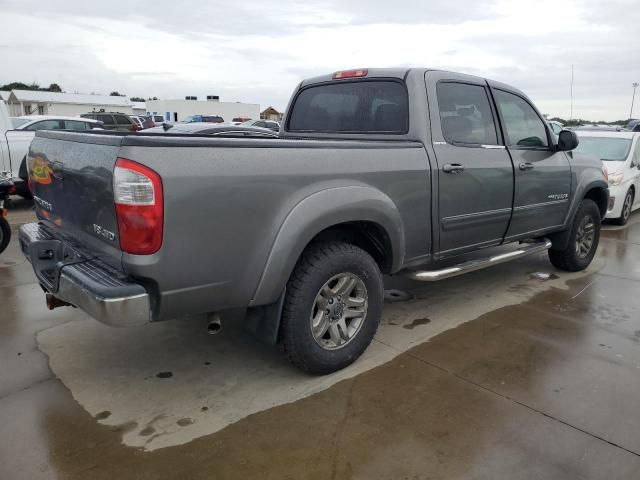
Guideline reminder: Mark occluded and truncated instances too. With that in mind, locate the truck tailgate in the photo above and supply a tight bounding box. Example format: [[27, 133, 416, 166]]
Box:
[[27, 131, 124, 269]]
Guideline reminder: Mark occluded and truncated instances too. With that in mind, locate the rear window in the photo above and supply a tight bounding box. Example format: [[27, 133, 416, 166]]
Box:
[[287, 80, 409, 133]]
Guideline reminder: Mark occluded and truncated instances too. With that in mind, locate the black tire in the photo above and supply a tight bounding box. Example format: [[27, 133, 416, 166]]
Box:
[[279, 241, 383, 375], [0, 217, 11, 255], [548, 199, 600, 272], [614, 189, 634, 226]]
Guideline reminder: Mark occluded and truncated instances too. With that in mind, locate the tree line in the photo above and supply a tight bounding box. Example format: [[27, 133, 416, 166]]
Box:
[[0, 82, 157, 101]]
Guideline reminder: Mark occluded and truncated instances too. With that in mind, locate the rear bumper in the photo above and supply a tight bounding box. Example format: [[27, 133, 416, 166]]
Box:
[[19, 222, 151, 327]]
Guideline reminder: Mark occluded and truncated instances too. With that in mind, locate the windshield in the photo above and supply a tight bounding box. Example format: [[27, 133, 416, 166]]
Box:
[[574, 136, 632, 161], [11, 117, 30, 129]]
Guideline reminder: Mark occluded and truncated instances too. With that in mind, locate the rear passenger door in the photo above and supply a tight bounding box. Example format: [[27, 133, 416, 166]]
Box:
[[426, 71, 514, 257], [490, 86, 572, 239]]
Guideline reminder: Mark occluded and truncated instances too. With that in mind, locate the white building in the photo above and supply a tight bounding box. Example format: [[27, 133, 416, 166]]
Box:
[[0, 91, 9, 105], [146, 98, 260, 123], [6, 90, 134, 117], [131, 101, 147, 116]]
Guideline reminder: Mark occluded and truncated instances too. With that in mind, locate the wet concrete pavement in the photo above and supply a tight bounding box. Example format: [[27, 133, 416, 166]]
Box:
[[1, 198, 639, 479]]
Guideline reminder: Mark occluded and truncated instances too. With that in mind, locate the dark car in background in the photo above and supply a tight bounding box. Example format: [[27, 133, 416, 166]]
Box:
[[80, 112, 139, 131], [625, 119, 639, 131]]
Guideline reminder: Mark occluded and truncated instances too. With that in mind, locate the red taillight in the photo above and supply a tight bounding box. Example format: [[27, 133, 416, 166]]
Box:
[[113, 158, 163, 255], [131, 123, 142, 131], [332, 69, 368, 80]]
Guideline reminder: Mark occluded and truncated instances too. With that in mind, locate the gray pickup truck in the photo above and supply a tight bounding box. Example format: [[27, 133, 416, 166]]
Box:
[[21, 68, 608, 374]]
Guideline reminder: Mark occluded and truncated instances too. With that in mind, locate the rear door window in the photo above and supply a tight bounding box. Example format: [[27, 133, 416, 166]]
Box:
[[436, 82, 499, 145], [288, 80, 409, 133], [96, 114, 114, 124], [64, 120, 89, 130], [25, 120, 64, 131], [115, 115, 132, 125]]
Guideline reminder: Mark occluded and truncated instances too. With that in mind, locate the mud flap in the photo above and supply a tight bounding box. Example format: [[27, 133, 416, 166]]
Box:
[[244, 289, 286, 344]]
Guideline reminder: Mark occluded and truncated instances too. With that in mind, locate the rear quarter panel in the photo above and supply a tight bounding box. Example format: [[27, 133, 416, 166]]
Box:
[[118, 138, 431, 320]]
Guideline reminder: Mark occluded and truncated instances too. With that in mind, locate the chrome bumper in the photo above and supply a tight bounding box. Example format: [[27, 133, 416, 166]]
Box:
[[20, 222, 151, 327]]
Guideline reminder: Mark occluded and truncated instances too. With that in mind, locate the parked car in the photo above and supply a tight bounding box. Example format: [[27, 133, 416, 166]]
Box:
[[80, 112, 139, 131], [0, 107, 103, 196], [575, 131, 640, 224], [146, 123, 278, 137], [21, 67, 608, 374], [243, 119, 280, 131], [182, 115, 225, 123], [232, 117, 252, 124], [624, 119, 639, 131], [10, 117, 30, 129], [129, 115, 155, 130], [147, 114, 166, 126], [14, 115, 103, 131], [548, 120, 564, 137]]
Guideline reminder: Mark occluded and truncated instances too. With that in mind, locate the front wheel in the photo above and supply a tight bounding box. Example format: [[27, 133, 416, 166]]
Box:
[[548, 199, 600, 272], [614, 189, 634, 226], [279, 241, 383, 375], [0, 217, 11, 255]]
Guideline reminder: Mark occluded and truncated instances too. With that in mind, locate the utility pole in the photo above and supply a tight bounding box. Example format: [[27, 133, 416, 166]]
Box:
[[570, 64, 574, 122], [630, 82, 639, 120]]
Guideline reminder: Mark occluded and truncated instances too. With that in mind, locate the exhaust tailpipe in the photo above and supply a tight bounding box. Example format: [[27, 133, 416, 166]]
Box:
[[207, 314, 222, 335]]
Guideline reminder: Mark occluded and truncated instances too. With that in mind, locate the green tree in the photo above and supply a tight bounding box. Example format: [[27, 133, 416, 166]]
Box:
[[47, 83, 62, 92], [110, 91, 125, 97], [129, 96, 146, 102], [0, 81, 39, 91]]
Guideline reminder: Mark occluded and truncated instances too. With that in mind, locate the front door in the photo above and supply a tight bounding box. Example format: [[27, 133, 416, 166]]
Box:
[[426, 72, 514, 257], [490, 86, 572, 239]]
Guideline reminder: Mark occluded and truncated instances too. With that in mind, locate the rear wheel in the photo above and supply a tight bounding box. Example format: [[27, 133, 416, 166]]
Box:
[[279, 241, 383, 375], [548, 199, 600, 271], [0, 217, 11, 254], [614, 189, 634, 225]]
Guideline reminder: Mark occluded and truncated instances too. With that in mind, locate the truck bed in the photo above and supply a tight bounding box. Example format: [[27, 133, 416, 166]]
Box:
[[26, 130, 431, 321]]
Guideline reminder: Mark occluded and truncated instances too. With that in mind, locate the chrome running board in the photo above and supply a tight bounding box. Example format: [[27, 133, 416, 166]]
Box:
[[405, 239, 552, 282]]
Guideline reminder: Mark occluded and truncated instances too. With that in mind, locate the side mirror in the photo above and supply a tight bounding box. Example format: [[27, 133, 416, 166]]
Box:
[[557, 130, 579, 151]]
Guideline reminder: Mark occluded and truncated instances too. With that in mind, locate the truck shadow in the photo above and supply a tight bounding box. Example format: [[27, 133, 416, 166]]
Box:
[[34, 246, 604, 451]]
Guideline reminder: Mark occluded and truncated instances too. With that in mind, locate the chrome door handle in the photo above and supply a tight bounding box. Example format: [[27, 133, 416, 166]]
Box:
[[519, 162, 534, 171], [443, 164, 465, 174]]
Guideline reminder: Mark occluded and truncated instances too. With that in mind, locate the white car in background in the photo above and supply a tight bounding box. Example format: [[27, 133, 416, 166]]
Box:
[[0, 109, 103, 196], [548, 120, 564, 137], [574, 131, 640, 225]]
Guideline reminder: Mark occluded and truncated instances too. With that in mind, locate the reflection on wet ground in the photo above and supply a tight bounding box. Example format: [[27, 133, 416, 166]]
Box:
[[1, 201, 639, 479]]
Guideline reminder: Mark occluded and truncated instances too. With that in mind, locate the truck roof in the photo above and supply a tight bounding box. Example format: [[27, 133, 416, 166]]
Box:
[[299, 67, 527, 98]]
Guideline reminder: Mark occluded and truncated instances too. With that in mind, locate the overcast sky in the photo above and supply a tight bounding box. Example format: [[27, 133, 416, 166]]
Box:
[[1, 0, 639, 120]]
